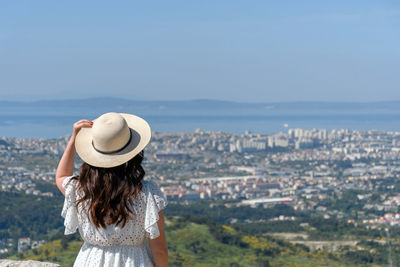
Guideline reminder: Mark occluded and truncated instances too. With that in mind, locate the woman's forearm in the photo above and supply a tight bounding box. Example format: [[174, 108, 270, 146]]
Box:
[[56, 136, 77, 179]]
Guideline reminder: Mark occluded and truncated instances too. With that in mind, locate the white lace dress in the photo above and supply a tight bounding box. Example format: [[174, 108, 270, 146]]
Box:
[[61, 176, 167, 267]]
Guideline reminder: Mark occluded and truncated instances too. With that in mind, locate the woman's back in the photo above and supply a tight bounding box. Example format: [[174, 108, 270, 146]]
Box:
[[62, 176, 167, 266]]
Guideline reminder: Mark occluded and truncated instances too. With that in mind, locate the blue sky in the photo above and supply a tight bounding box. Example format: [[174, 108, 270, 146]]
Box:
[[0, 0, 399, 102]]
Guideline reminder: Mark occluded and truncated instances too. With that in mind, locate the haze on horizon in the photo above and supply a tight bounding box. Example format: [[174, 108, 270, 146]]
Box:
[[1, 0, 399, 103]]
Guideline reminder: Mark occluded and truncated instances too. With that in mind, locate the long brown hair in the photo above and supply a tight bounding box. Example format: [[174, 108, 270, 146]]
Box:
[[72, 150, 145, 228]]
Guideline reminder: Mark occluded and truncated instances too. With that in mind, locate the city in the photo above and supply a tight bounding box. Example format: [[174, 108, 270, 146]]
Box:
[[1, 128, 400, 227], [2, 127, 400, 265]]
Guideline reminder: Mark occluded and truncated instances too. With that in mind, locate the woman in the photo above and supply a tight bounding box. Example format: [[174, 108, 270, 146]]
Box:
[[55, 112, 168, 267]]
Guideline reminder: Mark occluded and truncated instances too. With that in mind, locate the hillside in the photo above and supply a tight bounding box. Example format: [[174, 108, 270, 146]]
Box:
[[1, 191, 396, 266], [9, 216, 383, 267]]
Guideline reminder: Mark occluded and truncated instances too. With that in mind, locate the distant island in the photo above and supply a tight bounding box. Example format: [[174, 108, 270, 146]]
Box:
[[2, 97, 400, 110], [1, 98, 400, 138]]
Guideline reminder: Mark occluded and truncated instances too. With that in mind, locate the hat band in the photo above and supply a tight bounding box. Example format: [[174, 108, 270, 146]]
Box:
[[92, 129, 132, 155]]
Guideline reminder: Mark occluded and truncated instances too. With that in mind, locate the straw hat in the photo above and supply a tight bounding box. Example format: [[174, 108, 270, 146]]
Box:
[[75, 112, 151, 168]]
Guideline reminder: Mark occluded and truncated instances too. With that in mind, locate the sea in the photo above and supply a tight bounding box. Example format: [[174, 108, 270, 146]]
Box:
[[1, 99, 400, 138]]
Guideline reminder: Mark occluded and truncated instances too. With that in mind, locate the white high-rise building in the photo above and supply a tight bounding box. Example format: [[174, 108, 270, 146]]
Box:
[[294, 128, 303, 139]]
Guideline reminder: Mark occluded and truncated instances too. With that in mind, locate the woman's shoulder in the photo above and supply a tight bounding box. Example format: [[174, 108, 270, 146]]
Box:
[[141, 180, 163, 194], [61, 175, 78, 190], [141, 179, 167, 209]]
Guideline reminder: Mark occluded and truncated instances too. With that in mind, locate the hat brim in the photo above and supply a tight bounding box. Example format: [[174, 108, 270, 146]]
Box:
[[75, 113, 151, 168]]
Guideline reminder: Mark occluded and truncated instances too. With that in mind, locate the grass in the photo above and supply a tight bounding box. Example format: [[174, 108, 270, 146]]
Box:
[[167, 222, 261, 266], [8, 216, 388, 267]]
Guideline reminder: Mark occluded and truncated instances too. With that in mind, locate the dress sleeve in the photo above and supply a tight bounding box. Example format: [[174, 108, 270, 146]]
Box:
[[61, 175, 79, 235], [144, 180, 168, 239]]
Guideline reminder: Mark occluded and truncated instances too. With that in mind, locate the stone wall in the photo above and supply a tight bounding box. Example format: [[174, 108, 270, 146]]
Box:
[[0, 260, 60, 267]]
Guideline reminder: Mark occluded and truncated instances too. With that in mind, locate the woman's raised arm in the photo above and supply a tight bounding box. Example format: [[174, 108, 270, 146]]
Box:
[[55, 119, 92, 195]]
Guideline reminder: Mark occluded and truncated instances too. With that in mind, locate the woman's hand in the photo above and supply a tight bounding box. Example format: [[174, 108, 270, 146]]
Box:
[[72, 119, 93, 138]]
